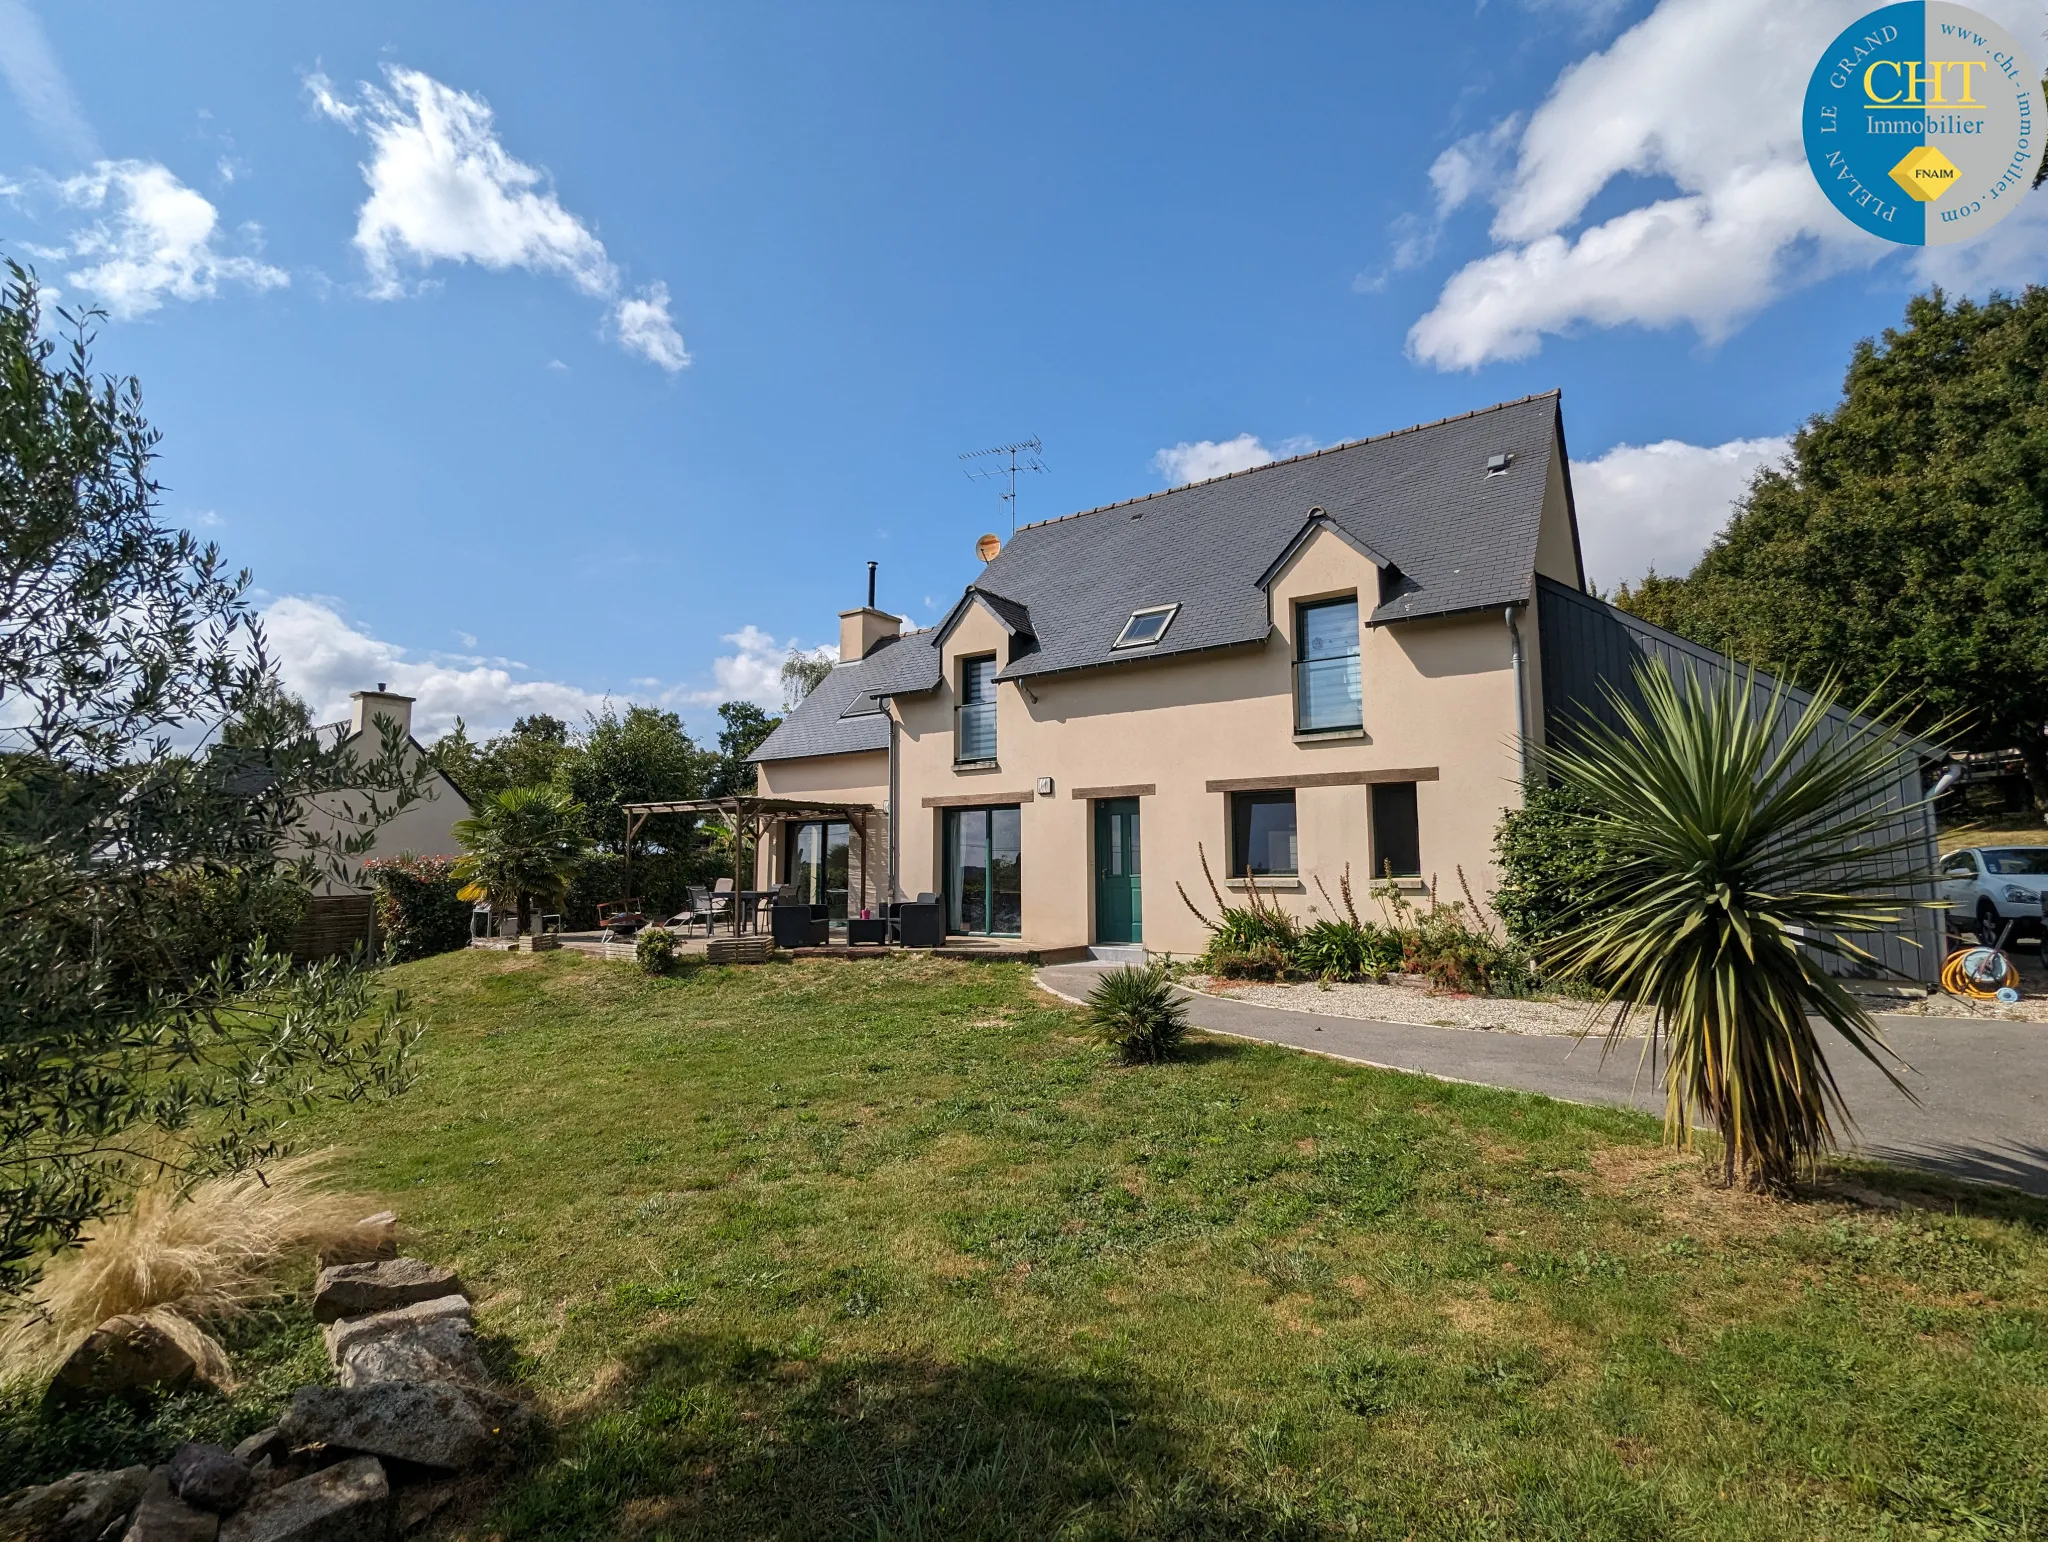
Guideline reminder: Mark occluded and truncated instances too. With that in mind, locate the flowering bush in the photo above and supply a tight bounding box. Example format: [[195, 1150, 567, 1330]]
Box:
[[363, 854, 472, 961]]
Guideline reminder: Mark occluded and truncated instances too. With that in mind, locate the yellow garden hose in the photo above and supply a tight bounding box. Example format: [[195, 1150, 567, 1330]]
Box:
[[1941, 947, 2020, 1001]]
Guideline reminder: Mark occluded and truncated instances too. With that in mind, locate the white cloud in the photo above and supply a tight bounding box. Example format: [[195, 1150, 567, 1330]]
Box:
[[1411, 0, 2048, 369], [310, 65, 688, 370], [1429, 115, 1523, 222], [614, 281, 689, 372], [1571, 434, 1790, 588], [1409, 0, 1888, 369], [1357, 116, 1523, 292], [679, 626, 837, 710], [1153, 434, 1276, 485], [263, 596, 607, 739], [51, 160, 287, 319], [0, 0, 97, 161], [1152, 433, 1325, 484], [1912, 192, 2048, 292]]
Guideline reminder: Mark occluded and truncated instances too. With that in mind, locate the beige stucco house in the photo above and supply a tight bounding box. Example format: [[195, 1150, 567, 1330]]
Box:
[[290, 686, 473, 956], [745, 391, 1939, 974]]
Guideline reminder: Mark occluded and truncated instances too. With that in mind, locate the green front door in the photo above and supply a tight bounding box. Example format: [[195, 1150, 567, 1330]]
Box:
[[1093, 798, 1141, 944]]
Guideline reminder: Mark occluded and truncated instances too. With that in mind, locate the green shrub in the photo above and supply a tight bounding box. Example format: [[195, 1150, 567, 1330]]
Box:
[[363, 854, 472, 961], [1177, 847, 1302, 979], [1372, 871, 1537, 997], [1492, 777, 1608, 950], [1204, 900, 1300, 980], [104, 866, 309, 991], [1294, 919, 1402, 981], [636, 925, 677, 975], [1085, 964, 1190, 1063]]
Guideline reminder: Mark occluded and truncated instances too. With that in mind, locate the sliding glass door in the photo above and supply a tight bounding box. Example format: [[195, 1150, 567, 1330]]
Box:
[[944, 805, 1021, 936], [784, 820, 851, 925]]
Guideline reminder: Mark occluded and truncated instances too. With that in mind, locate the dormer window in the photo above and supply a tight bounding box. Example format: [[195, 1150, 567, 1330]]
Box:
[[1114, 604, 1178, 649]]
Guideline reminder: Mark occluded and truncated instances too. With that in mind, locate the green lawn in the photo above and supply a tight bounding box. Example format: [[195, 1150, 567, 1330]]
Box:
[[13, 950, 2048, 1539]]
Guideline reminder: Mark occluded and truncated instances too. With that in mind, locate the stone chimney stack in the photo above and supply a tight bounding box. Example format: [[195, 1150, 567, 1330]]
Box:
[[349, 684, 416, 743]]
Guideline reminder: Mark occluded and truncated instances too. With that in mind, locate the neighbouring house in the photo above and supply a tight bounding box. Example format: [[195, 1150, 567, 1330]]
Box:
[[290, 686, 474, 958], [748, 392, 1939, 975]]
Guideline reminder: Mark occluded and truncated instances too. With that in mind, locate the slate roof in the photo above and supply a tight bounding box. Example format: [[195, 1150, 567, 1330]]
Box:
[[754, 392, 1573, 758], [748, 633, 914, 763]]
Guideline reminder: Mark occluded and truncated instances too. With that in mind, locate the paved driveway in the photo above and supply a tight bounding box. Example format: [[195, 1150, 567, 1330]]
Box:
[[1036, 964, 2048, 1196]]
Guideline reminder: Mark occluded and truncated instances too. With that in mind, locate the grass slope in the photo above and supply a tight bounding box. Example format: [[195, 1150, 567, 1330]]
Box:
[[12, 950, 2047, 1539]]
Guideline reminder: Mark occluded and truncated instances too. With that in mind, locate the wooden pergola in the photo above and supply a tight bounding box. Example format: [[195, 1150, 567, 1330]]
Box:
[[618, 795, 880, 908]]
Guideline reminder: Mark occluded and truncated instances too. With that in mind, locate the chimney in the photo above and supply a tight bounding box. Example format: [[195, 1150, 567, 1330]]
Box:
[[839, 565, 900, 661], [349, 686, 416, 743]]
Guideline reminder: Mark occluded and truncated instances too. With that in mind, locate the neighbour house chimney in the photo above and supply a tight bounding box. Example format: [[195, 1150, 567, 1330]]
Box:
[[838, 563, 901, 662], [349, 686, 416, 743]]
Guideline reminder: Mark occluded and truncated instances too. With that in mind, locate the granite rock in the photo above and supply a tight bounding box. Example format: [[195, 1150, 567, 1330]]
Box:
[[312, 1260, 460, 1325], [322, 1297, 484, 1390], [217, 1458, 386, 1542], [0, 1465, 149, 1542], [278, 1381, 524, 1474], [164, 1447, 249, 1516], [48, 1313, 230, 1401], [118, 1470, 217, 1542]]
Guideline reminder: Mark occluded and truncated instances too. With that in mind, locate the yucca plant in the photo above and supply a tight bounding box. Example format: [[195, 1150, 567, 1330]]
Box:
[[1545, 661, 1930, 1193], [1085, 964, 1191, 1064]]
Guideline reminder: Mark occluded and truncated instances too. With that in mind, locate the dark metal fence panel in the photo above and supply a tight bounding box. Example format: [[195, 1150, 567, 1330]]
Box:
[[1535, 577, 1942, 984]]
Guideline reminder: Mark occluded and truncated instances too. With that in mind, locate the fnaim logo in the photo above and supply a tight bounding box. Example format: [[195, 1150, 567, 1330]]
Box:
[[1804, 3, 2042, 245]]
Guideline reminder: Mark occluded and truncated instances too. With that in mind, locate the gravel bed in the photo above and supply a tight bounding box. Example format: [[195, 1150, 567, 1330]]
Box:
[[1878, 991, 2048, 1022], [1191, 976, 2048, 1028], [1187, 976, 1624, 1037]]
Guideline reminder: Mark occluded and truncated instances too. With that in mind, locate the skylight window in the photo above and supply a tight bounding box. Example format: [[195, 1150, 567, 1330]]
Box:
[[1114, 603, 1178, 649]]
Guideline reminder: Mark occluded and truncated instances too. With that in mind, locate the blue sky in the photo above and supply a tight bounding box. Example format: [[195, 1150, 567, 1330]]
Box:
[[3, 0, 2044, 738]]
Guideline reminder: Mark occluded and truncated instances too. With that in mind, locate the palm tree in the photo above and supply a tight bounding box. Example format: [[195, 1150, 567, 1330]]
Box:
[[452, 786, 589, 935], [1545, 661, 1931, 1193]]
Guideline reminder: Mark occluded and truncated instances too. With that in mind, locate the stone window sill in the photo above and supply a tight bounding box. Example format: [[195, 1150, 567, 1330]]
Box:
[[1294, 727, 1367, 743], [952, 759, 1000, 773], [1225, 877, 1305, 892]]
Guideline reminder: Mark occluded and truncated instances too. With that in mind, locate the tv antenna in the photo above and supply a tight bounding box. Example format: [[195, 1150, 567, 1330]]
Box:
[[960, 436, 1047, 532]]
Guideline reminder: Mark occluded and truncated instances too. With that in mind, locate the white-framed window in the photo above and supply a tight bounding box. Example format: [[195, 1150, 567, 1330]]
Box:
[[1113, 603, 1179, 649]]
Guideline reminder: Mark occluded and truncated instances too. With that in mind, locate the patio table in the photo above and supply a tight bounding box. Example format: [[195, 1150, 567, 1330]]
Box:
[[735, 889, 775, 935]]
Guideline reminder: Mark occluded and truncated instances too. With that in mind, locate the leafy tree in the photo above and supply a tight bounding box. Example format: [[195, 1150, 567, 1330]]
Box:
[[708, 701, 779, 799], [1546, 662, 1924, 1193], [440, 713, 577, 800], [486, 713, 577, 795], [218, 680, 314, 749], [424, 716, 483, 797], [564, 704, 708, 853], [1616, 287, 2048, 802], [0, 261, 423, 1296], [780, 649, 833, 710], [452, 786, 590, 934]]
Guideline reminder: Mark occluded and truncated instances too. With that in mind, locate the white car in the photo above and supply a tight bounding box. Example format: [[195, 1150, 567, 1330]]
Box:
[[1939, 846, 2048, 946]]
